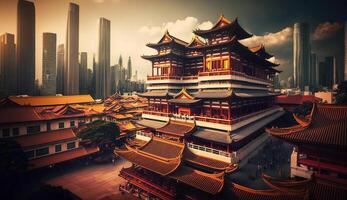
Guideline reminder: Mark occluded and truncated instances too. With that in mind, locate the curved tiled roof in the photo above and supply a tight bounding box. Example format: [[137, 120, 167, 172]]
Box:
[[183, 147, 237, 173], [262, 174, 347, 200], [15, 128, 77, 149], [229, 182, 304, 200], [156, 120, 196, 137], [266, 104, 347, 149], [170, 165, 225, 195], [140, 137, 184, 159], [194, 15, 252, 40], [115, 144, 181, 176]]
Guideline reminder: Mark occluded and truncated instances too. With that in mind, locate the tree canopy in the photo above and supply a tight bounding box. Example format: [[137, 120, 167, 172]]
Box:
[[77, 120, 120, 147]]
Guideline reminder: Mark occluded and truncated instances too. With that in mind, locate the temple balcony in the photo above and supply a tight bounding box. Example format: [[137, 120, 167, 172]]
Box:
[[146, 75, 198, 84], [135, 130, 152, 142], [198, 70, 273, 86], [142, 106, 283, 132], [187, 142, 236, 163], [197, 82, 269, 90]]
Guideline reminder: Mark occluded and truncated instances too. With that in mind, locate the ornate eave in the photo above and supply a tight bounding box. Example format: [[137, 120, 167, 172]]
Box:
[[194, 15, 252, 40]]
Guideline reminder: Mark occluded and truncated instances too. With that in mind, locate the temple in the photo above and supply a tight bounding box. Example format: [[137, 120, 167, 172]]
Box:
[[115, 15, 289, 199], [266, 103, 347, 182]]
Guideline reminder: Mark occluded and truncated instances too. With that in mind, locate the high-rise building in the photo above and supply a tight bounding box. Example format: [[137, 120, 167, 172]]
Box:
[[326, 57, 335, 88], [0, 33, 17, 96], [64, 3, 79, 95], [344, 21, 347, 80], [96, 17, 111, 99], [17, 0, 35, 95], [318, 61, 326, 88], [287, 76, 294, 88], [56, 44, 64, 94], [293, 23, 310, 90], [42, 33, 57, 95], [110, 65, 116, 94], [309, 52, 318, 90], [118, 55, 123, 68], [79, 52, 88, 94], [92, 53, 96, 97], [115, 64, 121, 91], [127, 56, 132, 80]]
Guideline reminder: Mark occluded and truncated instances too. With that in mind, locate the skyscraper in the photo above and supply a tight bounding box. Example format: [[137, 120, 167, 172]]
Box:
[[321, 57, 335, 89], [344, 21, 347, 80], [17, 0, 35, 95], [293, 23, 310, 90], [64, 3, 79, 95], [127, 56, 132, 80], [96, 17, 111, 99], [0, 33, 17, 96], [42, 33, 57, 95], [309, 52, 318, 90], [56, 44, 64, 94], [79, 52, 88, 94], [110, 65, 116, 94]]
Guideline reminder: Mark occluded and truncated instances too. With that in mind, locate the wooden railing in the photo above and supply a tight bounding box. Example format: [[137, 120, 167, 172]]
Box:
[[147, 75, 181, 80], [143, 110, 171, 117], [143, 106, 277, 125], [195, 115, 231, 125], [198, 70, 273, 84]]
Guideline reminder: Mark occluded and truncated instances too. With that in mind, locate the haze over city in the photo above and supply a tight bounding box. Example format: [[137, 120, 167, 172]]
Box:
[[0, 0, 346, 83]]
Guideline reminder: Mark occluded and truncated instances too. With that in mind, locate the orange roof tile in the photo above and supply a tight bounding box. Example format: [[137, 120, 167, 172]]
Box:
[[15, 128, 77, 149], [170, 165, 224, 195], [28, 147, 99, 170], [156, 120, 195, 137], [8, 95, 94, 106], [115, 144, 181, 176], [266, 104, 347, 149], [0, 106, 41, 124]]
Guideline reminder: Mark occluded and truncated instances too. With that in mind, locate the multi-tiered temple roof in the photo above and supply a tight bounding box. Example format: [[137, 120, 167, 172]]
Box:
[[194, 15, 252, 40], [267, 103, 347, 149]]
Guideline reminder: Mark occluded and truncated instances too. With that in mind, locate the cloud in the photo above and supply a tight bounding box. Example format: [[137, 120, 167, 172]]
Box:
[[139, 16, 212, 43], [241, 27, 293, 48], [268, 57, 289, 65], [313, 22, 343, 40]]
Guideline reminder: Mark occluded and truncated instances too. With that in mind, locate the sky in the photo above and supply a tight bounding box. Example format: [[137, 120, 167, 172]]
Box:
[[0, 0, 346, 84]]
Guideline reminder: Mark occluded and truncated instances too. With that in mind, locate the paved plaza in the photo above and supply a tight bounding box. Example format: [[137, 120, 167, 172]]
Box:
[[45, 158, 131, 200]]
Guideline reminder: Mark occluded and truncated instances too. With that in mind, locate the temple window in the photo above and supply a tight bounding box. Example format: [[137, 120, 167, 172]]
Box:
[[67, 141, 76, 150], [58, 122, 65, 129], [35, 147, 49, 157], [55, 144, 62, 152], [206, 60, 212, 71], [2, 128, 10, 137], [27, 125, 40, 134], [223, 59, 229, 69]]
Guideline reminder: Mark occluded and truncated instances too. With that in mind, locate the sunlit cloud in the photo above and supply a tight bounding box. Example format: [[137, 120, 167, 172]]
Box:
[[139, 16, 213, 43], [241, 27, 293, 48], [313, 22, 343, 40]]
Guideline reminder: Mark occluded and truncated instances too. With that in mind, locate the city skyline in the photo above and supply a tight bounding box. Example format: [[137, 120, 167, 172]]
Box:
[[0, 0, 346, 84]]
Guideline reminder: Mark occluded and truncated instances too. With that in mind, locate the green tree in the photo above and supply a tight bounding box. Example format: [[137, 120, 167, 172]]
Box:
[[0, 139, 27, 199], [77, 120, 120, 152]]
